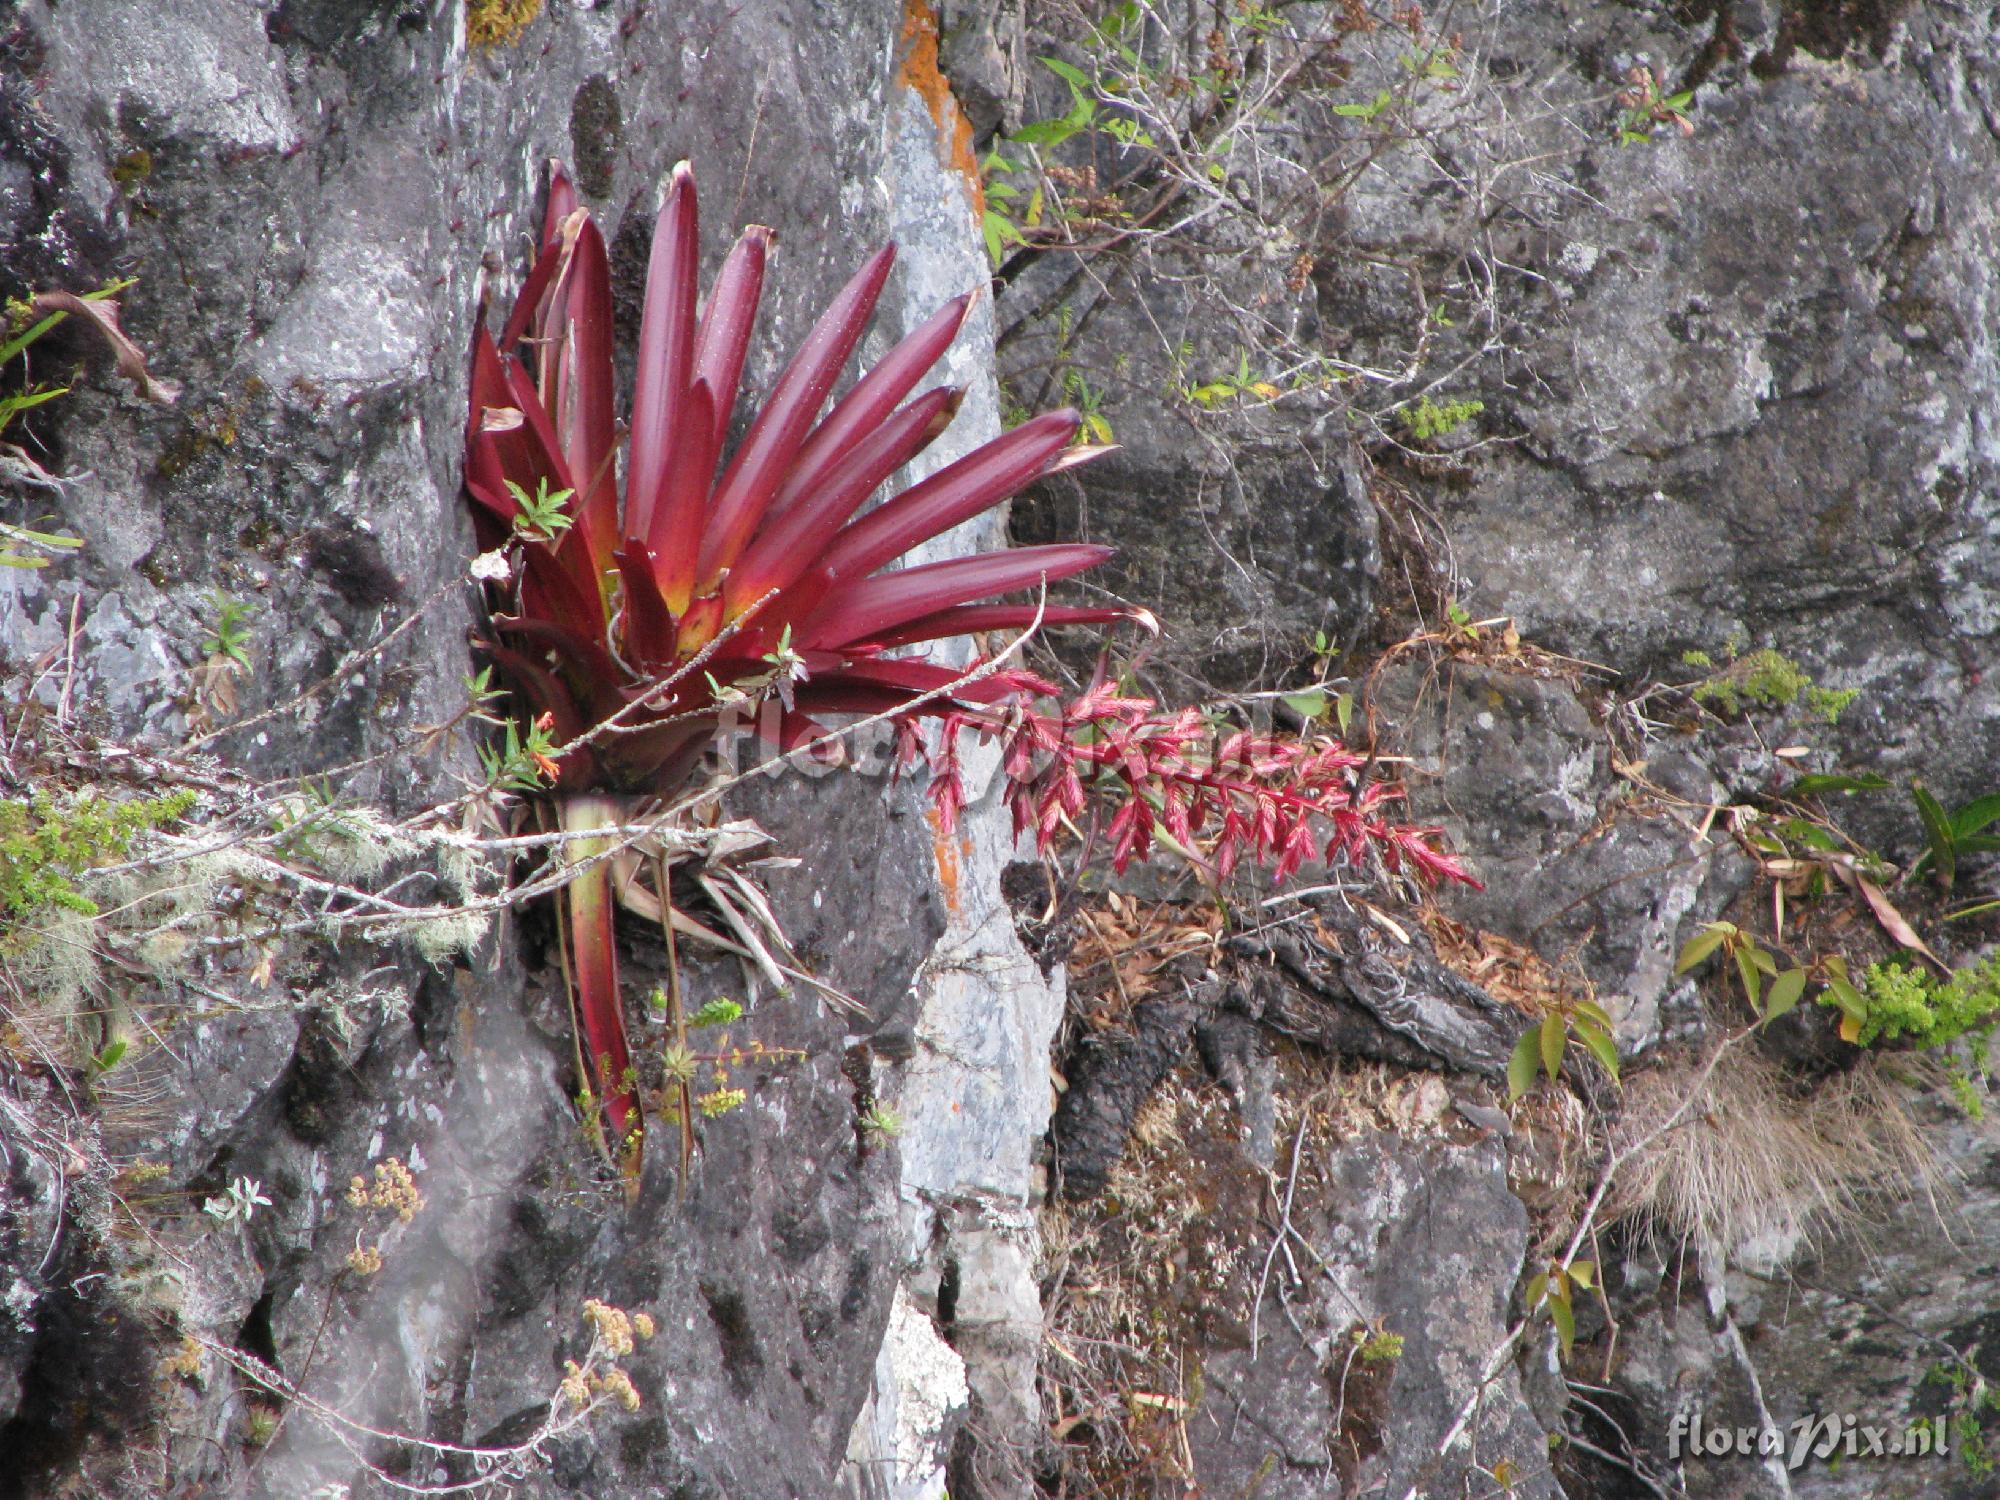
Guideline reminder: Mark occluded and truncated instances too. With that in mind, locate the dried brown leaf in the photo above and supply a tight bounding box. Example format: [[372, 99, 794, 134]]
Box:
[[30, 291, 180, 405], [1855, 877, 1944, 968]]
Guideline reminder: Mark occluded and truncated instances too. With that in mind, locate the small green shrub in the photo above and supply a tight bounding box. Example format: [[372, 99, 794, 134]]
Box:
[[1398, 394, 1483, 442], [0, 789, 196, 929], [1824, 955, 2000, 1050]]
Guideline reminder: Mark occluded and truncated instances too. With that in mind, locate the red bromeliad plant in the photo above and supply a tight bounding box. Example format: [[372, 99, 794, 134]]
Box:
[[465, 161, 1476, 1170], [466, 162, 1130, 1162]]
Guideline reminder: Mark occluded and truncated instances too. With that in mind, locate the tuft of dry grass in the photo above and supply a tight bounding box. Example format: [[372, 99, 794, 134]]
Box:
[[1608, 1047, 1947, 1268]]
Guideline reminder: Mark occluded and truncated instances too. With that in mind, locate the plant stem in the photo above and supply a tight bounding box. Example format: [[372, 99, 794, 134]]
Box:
[[560, 793, 640, 1164]]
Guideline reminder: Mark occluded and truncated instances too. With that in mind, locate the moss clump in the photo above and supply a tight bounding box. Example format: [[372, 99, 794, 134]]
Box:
[[466, 0, 542, 48], [1686, 646, 1857, 723], [1399, 394, 1484, 442], [1834, 955, 2000, 1050], [0, 790, 196, 930]]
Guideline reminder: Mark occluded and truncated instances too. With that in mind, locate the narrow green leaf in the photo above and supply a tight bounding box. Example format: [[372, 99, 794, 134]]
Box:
[[1507, 1029, 1542, 1102], [1, 524, 83, 550], [0, 311, 66, 367], [1573, 1019, 1620, 1081], [1950, 793, 2000, 839], [1763, 968, 1807, 1025], [1734, 947, 1763, 1011], [1788, 772, 1889, 797], [1572, 1000, 1613, 1030], [1912, 782, 1957, 888], [0, 386, 68, 419], [1040, 56, 1094, 97], [1009, 118, 1079, 148], [1775, 819, 1839, 850], [1675, 927, 1728, 974], [1824, 974, 1868, 1021], [1566, 1259, 1596, 1290], [1539, 1014, 1566, 1083], [1548, 1295, 1576, 1357], [1335, 692, 1354, 736], [1524, 1271, 1548, 1310]]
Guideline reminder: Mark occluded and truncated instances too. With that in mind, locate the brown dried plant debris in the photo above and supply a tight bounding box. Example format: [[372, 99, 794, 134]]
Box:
[[1037, 1054, 1492, 1494], [1066, 889, 1223, 1029], [1425, 911, 1588, 1020]]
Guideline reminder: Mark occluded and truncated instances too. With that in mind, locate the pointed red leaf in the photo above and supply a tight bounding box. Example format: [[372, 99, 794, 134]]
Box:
[[614, 543, 680, 668], [551, 216, 620, 587], [560, 795, 639, 1149], [724, 386, 962, 616], [498, 352, 579, 495], [625, 163, 700, 548], [543, 161, 578, 246], [673, 590, 726, 659], [816, 409, 1083, 583], [844, 601, 1137, 651], [499, 230, 570, 355], [812, 657, 970, 695], [468, 324, 515, 430], [647, 379, 719, 615], [801, 543, 1113, 650], [695, 243, 898, 588], [464, 473, 520, 528], [479, 642, 588, 748], [493, 614, 625, 700], [692, 225, 770, 448], [606, 719, 718, 790], [770, 292, 973, 518]]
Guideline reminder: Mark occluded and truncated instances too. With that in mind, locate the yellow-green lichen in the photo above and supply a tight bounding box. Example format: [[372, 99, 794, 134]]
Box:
[[466, 0, 542, 49]]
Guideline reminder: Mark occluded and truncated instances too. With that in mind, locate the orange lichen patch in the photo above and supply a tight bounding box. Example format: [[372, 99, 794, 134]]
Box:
[[927, 806, 963, 914], [895, 0, 984, 213]]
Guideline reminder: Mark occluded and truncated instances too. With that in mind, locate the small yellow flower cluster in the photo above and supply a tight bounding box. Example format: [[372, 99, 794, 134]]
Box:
[[346, 1156, 424, 1223], [559, 1359, 641, 1412], [159, 1334, 203, 1380], [696, 1087, 747, 1118], [343, 1157, 424, 1276], [559, 1299, 655, 1414], [582, 1297, 653, 1356]]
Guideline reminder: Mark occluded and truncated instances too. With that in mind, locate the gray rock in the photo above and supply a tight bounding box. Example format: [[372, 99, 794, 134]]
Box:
[[1185, 1131, 1560, 1499], [0, 0, 1056, 1494]]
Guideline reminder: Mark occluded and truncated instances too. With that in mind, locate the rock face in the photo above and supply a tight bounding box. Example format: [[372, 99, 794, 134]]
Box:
[[0, 1, 1048, 1496], [989, 0, 2000, 1494], [6, 0, 2000, 1498]]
